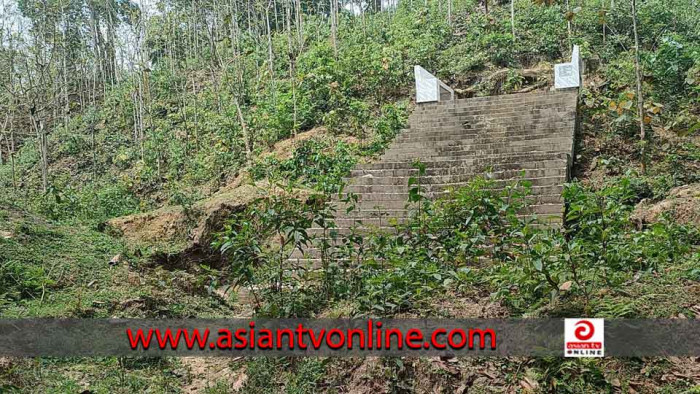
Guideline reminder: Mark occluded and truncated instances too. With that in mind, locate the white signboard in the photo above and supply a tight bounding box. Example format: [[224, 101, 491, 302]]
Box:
[[555, 45, 582, 89], [414, 65, 455, 103], [415, 65, 439, 103]]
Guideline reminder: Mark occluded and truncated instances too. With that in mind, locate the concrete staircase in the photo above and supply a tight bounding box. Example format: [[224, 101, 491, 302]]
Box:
[[290, 90, 579, 262]]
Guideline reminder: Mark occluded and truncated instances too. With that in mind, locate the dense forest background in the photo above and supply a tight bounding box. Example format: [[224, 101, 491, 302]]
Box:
[[1, 0, 696, 220], [1, 0, 699, 392]]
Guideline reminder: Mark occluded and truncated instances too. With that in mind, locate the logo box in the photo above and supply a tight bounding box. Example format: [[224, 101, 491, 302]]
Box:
[[564, 319, 604, 358]]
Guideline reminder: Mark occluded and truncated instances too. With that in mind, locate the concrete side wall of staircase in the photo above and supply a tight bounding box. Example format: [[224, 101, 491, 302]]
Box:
[[290, 90, 579, 261]]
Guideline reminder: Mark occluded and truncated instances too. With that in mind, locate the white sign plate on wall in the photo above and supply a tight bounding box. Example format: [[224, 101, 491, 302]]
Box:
[[414, 65, 439, 103], [555, 45, 582, 89]]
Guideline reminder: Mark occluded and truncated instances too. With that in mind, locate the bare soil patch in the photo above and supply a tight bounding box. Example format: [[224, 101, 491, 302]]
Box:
[[632, 183, 700, 227]]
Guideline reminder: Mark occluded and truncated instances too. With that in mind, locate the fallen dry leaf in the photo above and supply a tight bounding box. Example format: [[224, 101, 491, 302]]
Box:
[[481, 370, 496, 380], [519, 377, 539, 391], [610, 377, 621, 388], [109, 254, 123, 266], [691, 305, 700, 318], [0, 357, 13, 370], [231, 371, 248, 392]]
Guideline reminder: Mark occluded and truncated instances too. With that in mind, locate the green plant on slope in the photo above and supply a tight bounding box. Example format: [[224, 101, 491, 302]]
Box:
[[0, 260, 54, 307], [491, 177, 698, 315], [250, 139, 357, 194], [215, 186, 324, 317]]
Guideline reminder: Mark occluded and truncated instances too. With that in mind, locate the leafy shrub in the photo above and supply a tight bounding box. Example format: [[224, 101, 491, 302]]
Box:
[[0, 260, 54, 306], [214, 189, 323, 317], [221, 160, 700, 319], [250, 139, 357, 194], [491, 178, 697, 314], [362, 101, 409, 156], [649, 35, 699, 110], [33, 181, 140, 223]]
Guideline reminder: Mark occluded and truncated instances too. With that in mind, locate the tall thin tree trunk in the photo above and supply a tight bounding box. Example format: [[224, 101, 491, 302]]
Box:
[[448, 0, 452, 25], [295, 0, 304, 47], [330, 0, 338, 57], [286, 0, 298, 136], [266, 2, 275, 78], [10, 124, 16, 191], [602, 0, 607, 45], [0, 115, 8, 166], [91, 123, 97, 181], [38, 119, 48, 192], [566, 0, 572, 39], [61, 12, 70, 130], [234, 97, 252, 159], [510, 0, 516, 42], [631, 0, 647, 173]]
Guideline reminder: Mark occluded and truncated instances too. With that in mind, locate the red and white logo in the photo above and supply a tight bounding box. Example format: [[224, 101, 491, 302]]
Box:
[[564, 319, 604, 357]]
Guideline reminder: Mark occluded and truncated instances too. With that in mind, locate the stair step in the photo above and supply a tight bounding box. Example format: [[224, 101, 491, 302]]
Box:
[[344, 184, 565, 202], [412, 91, 577, 114], [410, 100, 576, 117], [391, 132, 575, 148], [305, 226, 399, 236], [381, 144, 574, 161], [357, 152, 570, 170], [350, 158, 569, 177], [410, 98, 569, 116], [313, 203, 564, 227], [346, 167, 567, 186], [398, 121, 575, 137], [408, 112, 575, 128], [332, 194, 565, 214], [344, 176, 565, 194]]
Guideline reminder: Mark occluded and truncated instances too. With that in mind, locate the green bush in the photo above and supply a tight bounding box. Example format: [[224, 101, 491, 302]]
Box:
[[33, 180, 140, 223], [250, 139, 357, 194], [491, 178, 697, 314], [0, 260, 54, 305], [216, 173, 698, 318], [649, 35, 699, 111]]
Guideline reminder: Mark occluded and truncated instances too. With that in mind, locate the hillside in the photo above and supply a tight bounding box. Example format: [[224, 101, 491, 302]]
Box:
[[1, 0, 700, 392]]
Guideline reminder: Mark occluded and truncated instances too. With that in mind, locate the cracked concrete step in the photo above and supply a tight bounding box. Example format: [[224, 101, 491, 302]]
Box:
[[357, 152, 570, 170], [408, 111, 576, 129], [332, 194, 566, 214], [381, 144, 574, 161], [343, 184, 565, 202], [344, 176, 565, 194], [390, 133, 575, 149], [346, 167, 568, 186], [391, 124, 574, 143], [350, 158, 569, 178]]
